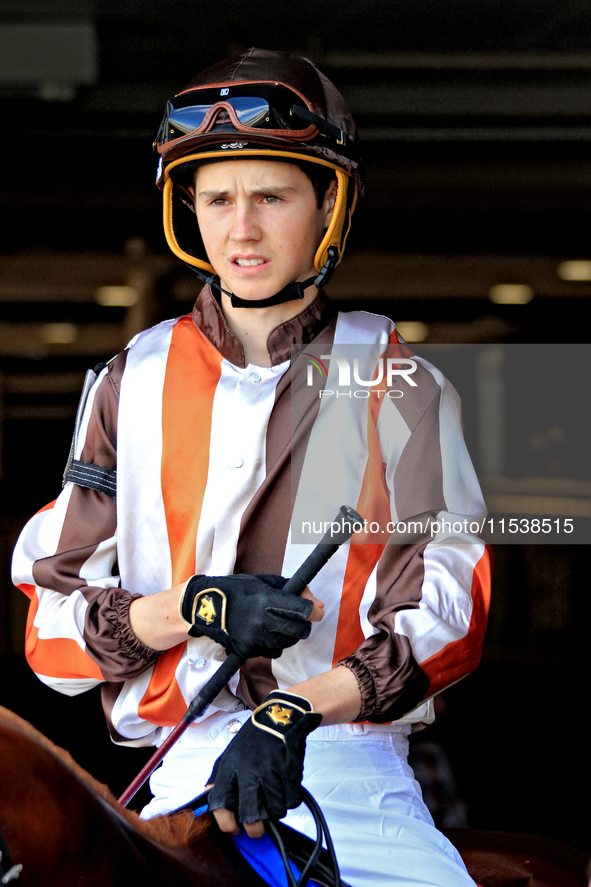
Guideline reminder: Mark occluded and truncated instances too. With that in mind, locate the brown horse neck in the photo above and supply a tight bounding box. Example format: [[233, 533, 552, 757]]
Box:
[[0, 706, 265, 886]]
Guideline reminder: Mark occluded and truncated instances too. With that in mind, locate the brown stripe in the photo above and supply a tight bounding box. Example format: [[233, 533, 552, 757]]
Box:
[[235, 305, 336, 707], [343, 382, 446, 721], [386, 348, 442, 435], [234, 310, 337, 576], [394, 389, 446, 522], [106, 349, 127, 397], [348, 387, 445, 717], [237, 656, 280, 711], [348, 542, 431, 722], [375, 541, 428, 610], [32, 366, 121, 594]]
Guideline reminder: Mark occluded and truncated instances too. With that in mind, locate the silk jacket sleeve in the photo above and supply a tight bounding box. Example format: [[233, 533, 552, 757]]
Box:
[[11, 354, 160, 696], [339, 358, 492, 724]]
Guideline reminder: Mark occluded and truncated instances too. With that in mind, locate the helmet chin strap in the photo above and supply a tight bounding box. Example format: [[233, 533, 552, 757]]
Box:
[[187, 247, 338, 309]]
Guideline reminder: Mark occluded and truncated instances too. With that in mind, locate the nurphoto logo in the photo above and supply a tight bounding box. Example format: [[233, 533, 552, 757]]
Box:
[[303, 352, 418, 399]]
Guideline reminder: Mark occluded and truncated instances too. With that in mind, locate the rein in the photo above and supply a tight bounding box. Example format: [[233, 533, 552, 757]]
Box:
[[0, 824, 22, 884], [266, 788, 345, 887], [181, 789, 348, 887]]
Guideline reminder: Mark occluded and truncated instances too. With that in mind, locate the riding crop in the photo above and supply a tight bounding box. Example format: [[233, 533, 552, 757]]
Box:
[[118, 505, 363, 807]]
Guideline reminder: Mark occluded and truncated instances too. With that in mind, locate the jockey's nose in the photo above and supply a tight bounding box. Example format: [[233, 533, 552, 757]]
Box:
[[230, 200, 262, 243]]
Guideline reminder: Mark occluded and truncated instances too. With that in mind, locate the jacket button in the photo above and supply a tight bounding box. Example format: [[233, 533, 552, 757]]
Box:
[[227, 719, 241, 734]]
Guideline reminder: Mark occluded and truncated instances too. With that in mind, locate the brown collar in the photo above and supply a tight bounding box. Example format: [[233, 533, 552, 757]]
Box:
[[191, 285, 337, 367]]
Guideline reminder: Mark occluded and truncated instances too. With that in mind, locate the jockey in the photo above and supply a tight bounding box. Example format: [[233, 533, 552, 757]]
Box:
[[12, 48, 491, 886]]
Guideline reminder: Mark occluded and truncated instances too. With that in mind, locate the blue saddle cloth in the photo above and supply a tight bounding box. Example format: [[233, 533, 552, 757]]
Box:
[[193, 805, 302, 887]]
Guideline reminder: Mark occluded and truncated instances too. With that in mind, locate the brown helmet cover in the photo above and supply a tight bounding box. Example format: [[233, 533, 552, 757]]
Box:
[[156, 47, 363, 192]]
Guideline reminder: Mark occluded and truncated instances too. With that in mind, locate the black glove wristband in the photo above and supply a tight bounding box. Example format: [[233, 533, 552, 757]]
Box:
[[207, 690, 322, 824], [178, 574, 313, 660]]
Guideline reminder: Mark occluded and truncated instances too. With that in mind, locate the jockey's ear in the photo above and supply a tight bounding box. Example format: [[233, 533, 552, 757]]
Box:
[[322, 179, 338, 229]]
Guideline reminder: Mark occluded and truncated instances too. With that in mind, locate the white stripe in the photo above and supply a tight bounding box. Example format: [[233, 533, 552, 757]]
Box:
[[34, 588, 89, 646], [378, 395, 412, 524], [390, 353, 487, 664], [35, 673, 101, 697], [272, 544, 351, 688], [195, 358, 287, 575], [11, 487, 73, 586], [395, 534, 485, 663], [79, 537, 119, 589], [291, 312, 392, 542], [117, 320, 177, 595], [359, 562, 379, 639], [333, 310, 395, 346], [438, 377, 487, 518], [12, 484, 72, 585], [110, 668, 159, 744]]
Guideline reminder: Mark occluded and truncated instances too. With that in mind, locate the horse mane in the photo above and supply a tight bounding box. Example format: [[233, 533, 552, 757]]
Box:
[[0, 706, 209, 849]]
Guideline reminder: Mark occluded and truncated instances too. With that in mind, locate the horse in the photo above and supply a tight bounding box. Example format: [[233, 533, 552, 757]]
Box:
[[0, 706, 266, 887], [0, 706, 588, 887]]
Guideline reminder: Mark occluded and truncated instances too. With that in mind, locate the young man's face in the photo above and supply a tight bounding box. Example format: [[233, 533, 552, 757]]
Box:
[[194, 160, 335, 302]]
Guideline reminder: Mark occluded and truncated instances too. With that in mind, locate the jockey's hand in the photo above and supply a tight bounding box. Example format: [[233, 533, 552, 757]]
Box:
[[179, 574, 323, 660], [206, 691, 321, 837]]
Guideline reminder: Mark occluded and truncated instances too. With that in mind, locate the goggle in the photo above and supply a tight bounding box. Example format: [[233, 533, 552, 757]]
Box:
[[155, 82, 351, 149]]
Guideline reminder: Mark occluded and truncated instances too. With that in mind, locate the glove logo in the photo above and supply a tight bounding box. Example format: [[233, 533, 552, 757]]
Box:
[[196, 594, 216, 625], [187, 588, 227, 631], [267, 703, 293, 727]]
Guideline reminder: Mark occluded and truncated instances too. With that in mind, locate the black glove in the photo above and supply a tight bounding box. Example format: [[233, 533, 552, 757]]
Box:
[[207, 690, 322, 824], [178, 574, 313, 660]]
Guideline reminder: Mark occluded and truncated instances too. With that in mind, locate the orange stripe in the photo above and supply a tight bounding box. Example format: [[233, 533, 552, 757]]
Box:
[[18, 582, 36, 601], [24, 589, 103, 681], [160, 314, 223, 586], [419, 545, 493, 696], [139, 315, 222, 726], [136, 646, 189, 726], [332, 360, 391, 665], [332, 542, 384, 666], [19, 501, 103, 682]]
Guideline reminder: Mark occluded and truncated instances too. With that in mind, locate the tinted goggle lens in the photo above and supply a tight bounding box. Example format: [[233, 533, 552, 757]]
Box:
[[157, 87, 310, 144]]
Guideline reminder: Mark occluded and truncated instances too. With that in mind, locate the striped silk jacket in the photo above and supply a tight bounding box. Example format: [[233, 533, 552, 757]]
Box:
[[12, 287, 492, 747]]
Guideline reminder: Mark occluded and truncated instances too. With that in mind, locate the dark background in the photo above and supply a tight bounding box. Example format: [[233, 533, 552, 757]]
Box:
[[1, 0, 590, 858]]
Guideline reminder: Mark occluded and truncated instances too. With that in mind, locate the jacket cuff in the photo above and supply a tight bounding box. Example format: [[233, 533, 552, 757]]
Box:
[[84, 587, 161, 681], [337, 656, 377, 722], [111, 592, 162, 661]]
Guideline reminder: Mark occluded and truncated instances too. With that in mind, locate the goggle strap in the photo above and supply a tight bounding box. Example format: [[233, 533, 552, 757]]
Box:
[[289, 105, 351, 147]]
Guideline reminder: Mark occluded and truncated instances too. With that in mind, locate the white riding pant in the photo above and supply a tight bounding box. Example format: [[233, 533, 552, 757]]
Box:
[[140, 711, 475, 887]]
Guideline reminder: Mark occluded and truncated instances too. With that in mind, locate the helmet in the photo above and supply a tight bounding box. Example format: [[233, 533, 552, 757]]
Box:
[[154, 48, 362, 296]]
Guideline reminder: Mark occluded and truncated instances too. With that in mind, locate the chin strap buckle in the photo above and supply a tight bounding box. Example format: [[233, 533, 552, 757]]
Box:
[[186, 245, 339, 309], [313, 246, 338, 290]]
